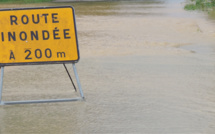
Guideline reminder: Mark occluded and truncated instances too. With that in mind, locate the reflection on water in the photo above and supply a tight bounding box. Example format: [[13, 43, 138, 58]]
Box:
[[70, 1, 165, 16], [0, 0, 215, 134], [0, 0, 165, 16], [208, 10, 215, 22]]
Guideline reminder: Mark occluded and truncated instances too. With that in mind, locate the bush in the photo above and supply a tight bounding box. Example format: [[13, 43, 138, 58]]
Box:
[[185, 0, 215, 11], [212, 0, 215, 6], [184, 4, 197, 10]]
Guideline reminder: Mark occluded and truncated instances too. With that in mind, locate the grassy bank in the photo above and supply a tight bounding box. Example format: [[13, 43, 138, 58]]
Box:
[[184, 0, 215, 11], [0, 0, 52, 3]]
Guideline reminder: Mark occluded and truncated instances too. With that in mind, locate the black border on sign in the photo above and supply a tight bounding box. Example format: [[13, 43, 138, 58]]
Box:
[[0, 6, 80, 66]]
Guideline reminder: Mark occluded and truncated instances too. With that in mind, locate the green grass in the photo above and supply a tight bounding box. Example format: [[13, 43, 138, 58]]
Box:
[[0, 0, 52, 3]]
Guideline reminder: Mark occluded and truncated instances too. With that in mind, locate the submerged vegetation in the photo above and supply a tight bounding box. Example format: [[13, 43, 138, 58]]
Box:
[[0, 0, 52, 3], [184, 0, 215, 11]]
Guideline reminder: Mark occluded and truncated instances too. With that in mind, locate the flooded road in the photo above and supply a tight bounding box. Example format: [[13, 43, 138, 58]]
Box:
[[0, 0, 215, 133]]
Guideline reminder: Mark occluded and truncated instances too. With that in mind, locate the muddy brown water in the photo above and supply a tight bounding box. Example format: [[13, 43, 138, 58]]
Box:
[[0, 0, 215, 133]]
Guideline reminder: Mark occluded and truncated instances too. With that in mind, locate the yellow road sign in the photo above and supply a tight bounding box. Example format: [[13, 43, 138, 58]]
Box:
[[0, 6, 79, 66]]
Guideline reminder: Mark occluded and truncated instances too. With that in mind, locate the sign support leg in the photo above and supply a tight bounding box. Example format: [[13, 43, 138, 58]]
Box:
[[0, 64, 84, 105], [0, 67, 4, 105], [63, 63, 77, 92], [72, 63, 84, 99]]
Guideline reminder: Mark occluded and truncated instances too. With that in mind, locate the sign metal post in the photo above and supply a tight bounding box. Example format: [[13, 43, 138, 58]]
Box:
[[0, 6, 84, 105], [0, 67, 4, 105], [72, 63, 84, 98]]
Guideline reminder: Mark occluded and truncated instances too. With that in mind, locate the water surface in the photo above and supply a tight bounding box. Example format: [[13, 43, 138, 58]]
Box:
[[0, 0, 215, 134]]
